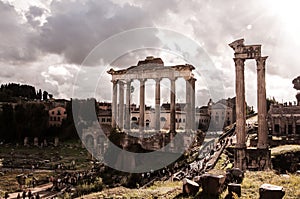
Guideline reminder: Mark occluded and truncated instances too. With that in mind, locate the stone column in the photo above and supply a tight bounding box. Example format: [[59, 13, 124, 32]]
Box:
[[235, 58, 246, 147], [112, 80, 118, 128], [257, 56, 268, 149], [155, 78, 161, 131], [279, 117, 283, 134], [185, 78, 191, 131], [125, 80, 131, 130], [170, 78, 176, 133], [234, 58, 247, 170], [293, 120, 296, 134], [119, 81, 124, 130], [139, 79, 146, 132], [190, 77, 196, 130]]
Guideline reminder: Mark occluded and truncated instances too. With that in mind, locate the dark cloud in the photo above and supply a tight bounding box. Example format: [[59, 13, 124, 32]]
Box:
[[36, 0, 180, 65], [0, 1, 39, 64], [0, 0, 299, 105]]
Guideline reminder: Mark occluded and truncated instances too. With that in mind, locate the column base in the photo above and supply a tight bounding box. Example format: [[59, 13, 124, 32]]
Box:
[[234, 147, 247, 171], [246, 148, 271, 171]]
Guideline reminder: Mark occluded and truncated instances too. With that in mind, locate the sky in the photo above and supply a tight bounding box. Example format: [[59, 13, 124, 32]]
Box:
[[1, 0, 300, 110]]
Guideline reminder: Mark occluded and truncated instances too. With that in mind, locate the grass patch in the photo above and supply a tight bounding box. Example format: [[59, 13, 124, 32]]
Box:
[[241, 171, 300, 199], [271, 145, 300, 156]]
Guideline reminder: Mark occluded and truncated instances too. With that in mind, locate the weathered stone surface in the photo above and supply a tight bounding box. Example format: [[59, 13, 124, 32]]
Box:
[[259, 184, 285, 199], [228, 183, 241, 197], [227, 168, 244, 184], [229, 39, 270, 171], [200, 173, 226, 195], [182, 178, 199, 196]]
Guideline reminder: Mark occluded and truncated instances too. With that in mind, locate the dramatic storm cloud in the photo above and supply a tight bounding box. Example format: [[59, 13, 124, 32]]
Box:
[[0, 0, 300, 108]]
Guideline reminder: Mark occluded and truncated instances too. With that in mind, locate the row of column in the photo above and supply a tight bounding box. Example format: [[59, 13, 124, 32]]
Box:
[[111, 77, 196, 132], [234, 56, 268, 170]]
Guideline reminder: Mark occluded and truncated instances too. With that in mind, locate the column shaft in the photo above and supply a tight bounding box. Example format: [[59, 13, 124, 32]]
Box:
[[234, 58, 246, 170], [191, 78, 196, 130], [139, 79, 145, 132], [155, 79, 161, 131], [170, 78, 176, 133], [257, 56, 268, 149], [112, 80, 118, 128], [185, 79, 191, 131], [125, 81, 131, 130], [235, 58, 246, 148], [118, 81, 124, 130]]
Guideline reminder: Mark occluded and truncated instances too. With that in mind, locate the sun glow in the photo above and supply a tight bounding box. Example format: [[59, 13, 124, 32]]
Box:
[[268, 0, 300, 27]]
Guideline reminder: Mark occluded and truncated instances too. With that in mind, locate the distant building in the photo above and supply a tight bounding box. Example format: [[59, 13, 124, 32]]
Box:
[[268, 103, 300, 135], [98, 109, 112, 125], [197, 98, 235, 131], [48, 106, 67, 127], [267, 76, 300, 136], [98, 102, 111, 110]]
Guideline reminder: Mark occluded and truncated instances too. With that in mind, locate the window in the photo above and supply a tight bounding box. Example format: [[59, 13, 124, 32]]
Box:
[[131, 117, 138, 121], [107, 118, 111, 122], [160, 117, 166, 122], [101, 118, 106, 122]]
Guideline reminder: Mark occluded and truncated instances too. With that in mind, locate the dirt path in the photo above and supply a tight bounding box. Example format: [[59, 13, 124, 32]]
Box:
[[7, 183, 53, 199]]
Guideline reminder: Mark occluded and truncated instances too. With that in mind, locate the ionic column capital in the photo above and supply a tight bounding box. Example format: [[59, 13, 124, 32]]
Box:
[[125, 79, 132, 84], [139, 78, 146, 84], [154, 78, 162, 83], [111, 80, 118, 84], [119, 80, 124, 86]]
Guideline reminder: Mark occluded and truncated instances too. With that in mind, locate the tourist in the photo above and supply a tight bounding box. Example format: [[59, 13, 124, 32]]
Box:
[[22, 190, 26, 199], [28, 189, 32, 198]]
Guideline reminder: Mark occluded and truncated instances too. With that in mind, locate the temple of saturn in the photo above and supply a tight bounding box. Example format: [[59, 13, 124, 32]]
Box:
[[107, 56, 197, 134], [229, 39, 271, 171]]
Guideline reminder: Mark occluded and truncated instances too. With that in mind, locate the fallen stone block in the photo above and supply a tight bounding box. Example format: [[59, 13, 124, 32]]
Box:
[[200, 173, 226, 195], [182, 178, 199, 196], [228, 183, 241, 197], [259, 184, 285, 199]]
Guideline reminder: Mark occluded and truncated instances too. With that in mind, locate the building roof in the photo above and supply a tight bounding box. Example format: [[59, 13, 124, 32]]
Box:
[[269, 104, 300, 115]]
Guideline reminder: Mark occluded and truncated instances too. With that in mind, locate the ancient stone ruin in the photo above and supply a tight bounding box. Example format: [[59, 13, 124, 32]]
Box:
[[229, 39, 271, 171]]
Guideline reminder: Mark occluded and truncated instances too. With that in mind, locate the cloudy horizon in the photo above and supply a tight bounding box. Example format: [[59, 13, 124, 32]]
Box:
[[1, 0, 300, 110]]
